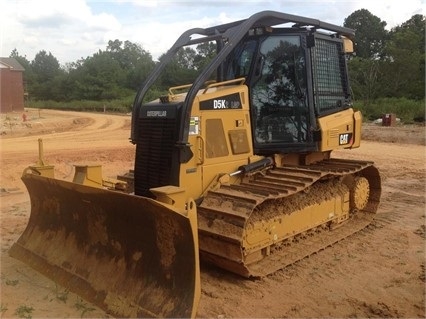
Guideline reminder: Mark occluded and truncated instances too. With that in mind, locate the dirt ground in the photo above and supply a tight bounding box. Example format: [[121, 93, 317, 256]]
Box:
[[1, 108, 425, 318]]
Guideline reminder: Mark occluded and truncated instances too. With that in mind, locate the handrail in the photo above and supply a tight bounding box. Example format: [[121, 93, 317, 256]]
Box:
[[169, 84, 193, 96], [202, 78, 246, 94]]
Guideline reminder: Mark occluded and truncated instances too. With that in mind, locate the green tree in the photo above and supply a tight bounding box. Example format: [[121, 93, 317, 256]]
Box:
[[121, 41, 155, 90], [381, 14, 425, 99], [344, 9, 388, 59], [348, 57, 381, 104], [31, 50, 61, 82], [69, 51, 128, 100], [30, 50, 64, 100], [64, 40, 154, 101], [193, 42, 216, 71], [158, 47, 199, 88], [105, 39, 155, 90], [9, 49, 34, 97], [9, 48, 31, 71]]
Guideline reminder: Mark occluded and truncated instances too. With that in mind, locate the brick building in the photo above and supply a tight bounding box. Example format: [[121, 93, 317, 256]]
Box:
[[0, 57, 25, 113]]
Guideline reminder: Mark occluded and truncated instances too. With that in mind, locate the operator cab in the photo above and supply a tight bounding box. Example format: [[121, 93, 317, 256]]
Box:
[[224, 27, 352, 155]]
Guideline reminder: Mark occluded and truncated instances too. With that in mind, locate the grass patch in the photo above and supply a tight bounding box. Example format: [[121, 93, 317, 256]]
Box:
[[42, 284, 69, 303], [5, 279, 19, 286], [54, 284, 69, 303], [15, 305, 34, 319], [23, 86, 181, 115], [354, 97, 425, 123], [0, 304, 8, 314], [26, 96, 135, 114], [74, 297, 96, 318]]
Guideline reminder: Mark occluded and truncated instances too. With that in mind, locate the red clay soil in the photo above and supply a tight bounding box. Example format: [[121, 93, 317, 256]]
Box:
[[1, 109, 424, 318]]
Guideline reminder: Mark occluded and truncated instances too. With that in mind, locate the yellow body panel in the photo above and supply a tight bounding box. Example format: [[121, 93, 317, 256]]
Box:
[[72, 165, 103, 187], [179, 84, 255, 199], [352, 110, 363, 148], [317, 108, 362, 152], [342, 37, 354, 53]]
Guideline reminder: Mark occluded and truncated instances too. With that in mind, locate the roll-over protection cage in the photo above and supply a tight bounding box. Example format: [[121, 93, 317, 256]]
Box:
[[131, 10, 355, 159]]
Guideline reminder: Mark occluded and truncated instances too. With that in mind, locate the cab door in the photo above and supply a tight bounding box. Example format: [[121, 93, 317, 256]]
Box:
[[248, 34, 316, 154]]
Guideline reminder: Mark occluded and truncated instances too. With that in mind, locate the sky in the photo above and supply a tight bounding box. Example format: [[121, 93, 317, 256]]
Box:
[[1, 0, 424, 66]]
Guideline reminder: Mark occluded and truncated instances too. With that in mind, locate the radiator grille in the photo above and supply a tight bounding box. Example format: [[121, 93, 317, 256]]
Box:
[[134, 116, 178, 197]]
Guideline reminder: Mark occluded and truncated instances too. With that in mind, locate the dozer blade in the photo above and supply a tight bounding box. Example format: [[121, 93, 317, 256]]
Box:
[[9, 173, 200, 318]]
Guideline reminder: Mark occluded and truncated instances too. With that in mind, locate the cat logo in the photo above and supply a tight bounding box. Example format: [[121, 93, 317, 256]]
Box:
[[339, 133, 352, 145]]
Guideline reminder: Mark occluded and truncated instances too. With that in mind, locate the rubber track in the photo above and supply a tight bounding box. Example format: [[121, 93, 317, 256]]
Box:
[[197, 158, 381, 277]]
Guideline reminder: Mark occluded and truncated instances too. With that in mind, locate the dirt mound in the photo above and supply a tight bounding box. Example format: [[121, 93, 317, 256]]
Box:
[[1, 109, 94, 138]]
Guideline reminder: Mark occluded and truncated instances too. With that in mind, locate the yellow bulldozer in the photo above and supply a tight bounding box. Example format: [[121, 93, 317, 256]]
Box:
[[10, 11, 381, 318]]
